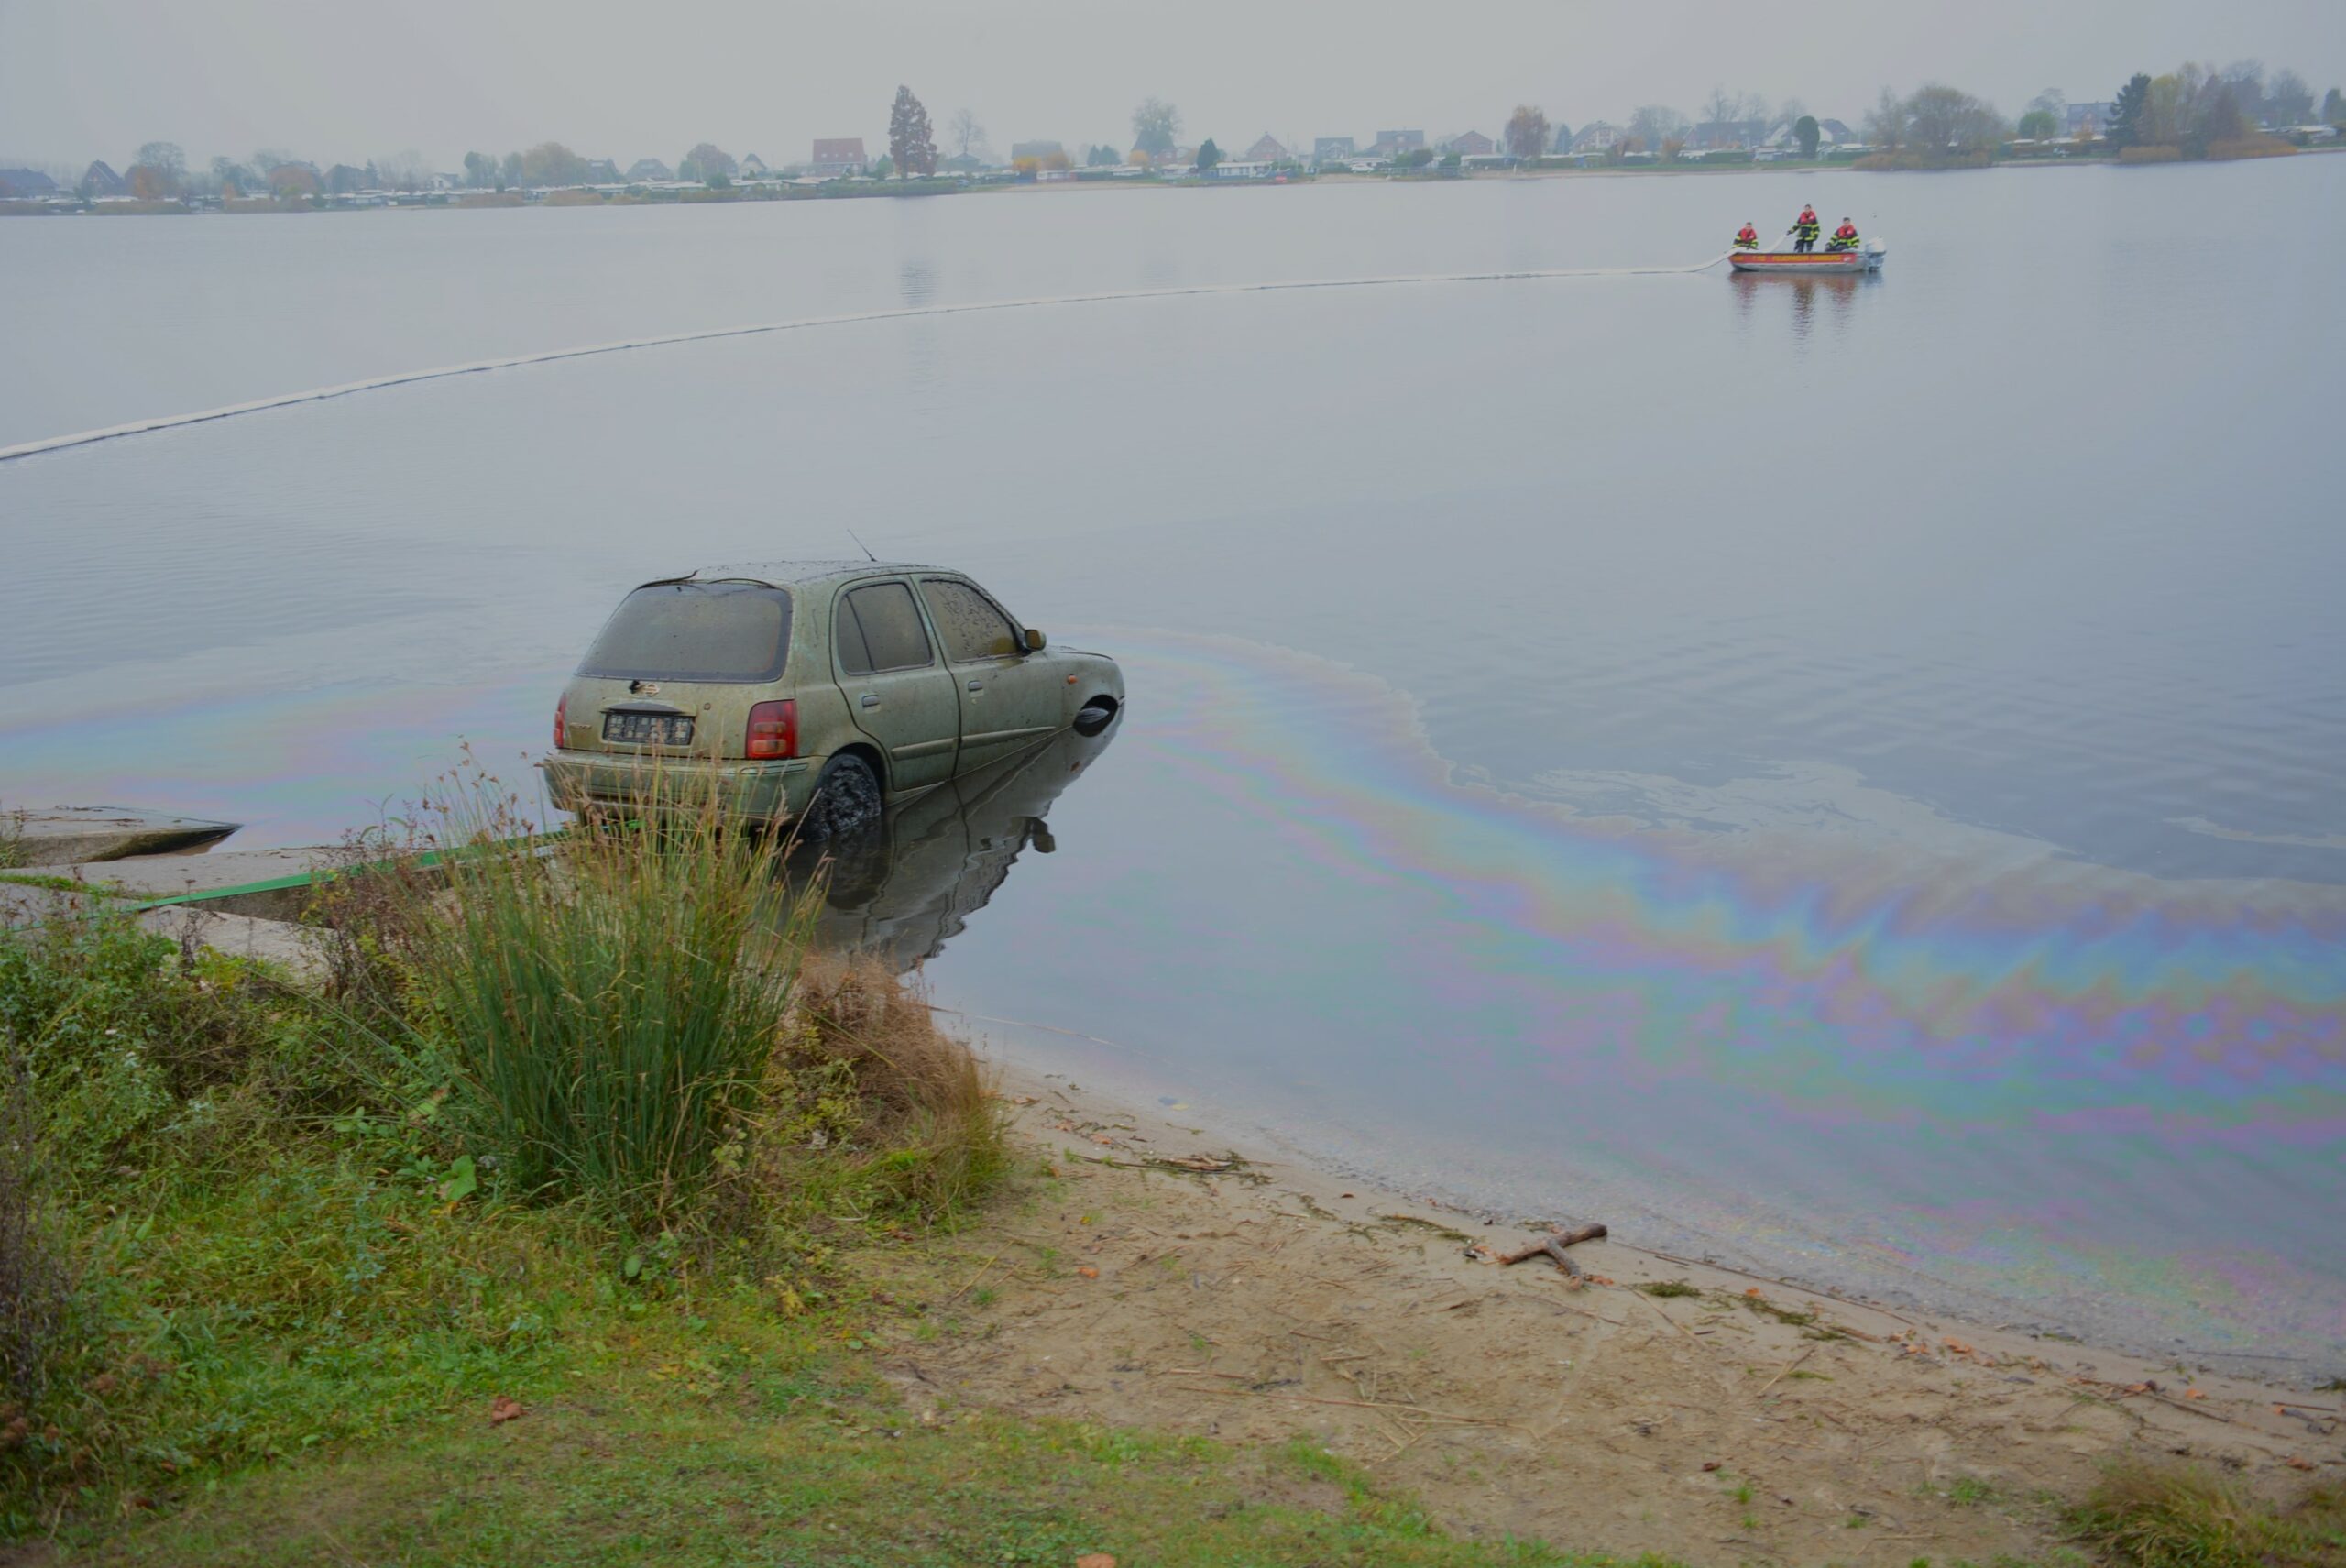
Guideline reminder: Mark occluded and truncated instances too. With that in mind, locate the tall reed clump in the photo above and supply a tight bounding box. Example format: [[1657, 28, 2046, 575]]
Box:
[[401, 774, 823, 1223], [2066, 1459, 2346, 1568]]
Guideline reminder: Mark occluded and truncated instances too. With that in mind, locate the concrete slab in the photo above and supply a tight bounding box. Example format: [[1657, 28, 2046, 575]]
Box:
[[134, 905, 328, 980], [4, 805, 242, 865], [15, 845, 338, 921], [0, 879, 123, 929]]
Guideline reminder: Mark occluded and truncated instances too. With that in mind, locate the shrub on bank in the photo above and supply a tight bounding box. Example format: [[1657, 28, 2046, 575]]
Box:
[[2120, 145, 2185, 163], [389, 782, 822, 1219], [0, 779, 1004, 1534]]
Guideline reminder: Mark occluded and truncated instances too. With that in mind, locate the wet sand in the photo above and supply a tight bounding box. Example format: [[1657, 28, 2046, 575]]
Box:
[[868, 1058, 2345, 1560]]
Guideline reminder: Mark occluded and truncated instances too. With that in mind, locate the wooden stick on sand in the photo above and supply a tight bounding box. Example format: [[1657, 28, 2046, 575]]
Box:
[[1492, 1223, 1608, 1277]]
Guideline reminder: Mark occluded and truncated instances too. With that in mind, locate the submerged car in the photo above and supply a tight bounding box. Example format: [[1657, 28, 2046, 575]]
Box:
[[543, 561, 1123, 836]]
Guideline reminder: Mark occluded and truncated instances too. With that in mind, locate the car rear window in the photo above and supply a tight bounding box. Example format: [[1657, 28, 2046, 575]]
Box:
[[577, 582, 793, 683]]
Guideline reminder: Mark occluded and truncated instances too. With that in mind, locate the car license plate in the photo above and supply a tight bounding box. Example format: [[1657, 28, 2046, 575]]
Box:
[[601, 710, 695, 746]]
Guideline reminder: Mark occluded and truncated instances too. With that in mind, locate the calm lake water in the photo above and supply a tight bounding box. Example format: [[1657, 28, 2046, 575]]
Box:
[[4, 162, 2341, 1366]]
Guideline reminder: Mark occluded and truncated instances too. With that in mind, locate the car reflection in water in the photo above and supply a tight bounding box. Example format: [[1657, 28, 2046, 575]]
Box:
[[787, 707, 1122, 974]]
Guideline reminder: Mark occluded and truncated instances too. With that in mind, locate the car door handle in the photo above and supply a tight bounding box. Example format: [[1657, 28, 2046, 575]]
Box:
[[967, 680, 984, 692], [859, 694, 880, 708]]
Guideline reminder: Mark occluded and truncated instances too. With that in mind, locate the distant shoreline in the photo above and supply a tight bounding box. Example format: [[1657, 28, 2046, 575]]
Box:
[[5, 143, 2334, 218]]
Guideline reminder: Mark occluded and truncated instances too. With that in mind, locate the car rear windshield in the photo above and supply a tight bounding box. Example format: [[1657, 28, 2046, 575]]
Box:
[[576, 581, 793, 683]]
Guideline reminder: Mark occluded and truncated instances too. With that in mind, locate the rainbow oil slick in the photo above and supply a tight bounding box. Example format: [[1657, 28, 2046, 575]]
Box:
[[926, 635, 2346, 1364]]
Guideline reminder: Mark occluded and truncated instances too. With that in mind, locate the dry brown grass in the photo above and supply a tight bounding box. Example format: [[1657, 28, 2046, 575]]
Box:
[[2120, 146, 2186, 163], [2208, 137, 2300, 160], [2066, 1459, 2346, 1568], [751, 957, 1006, 1223]]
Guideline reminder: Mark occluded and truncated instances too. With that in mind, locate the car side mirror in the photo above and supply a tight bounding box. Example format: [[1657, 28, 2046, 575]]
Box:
[[1023, 628, 1047, 652]]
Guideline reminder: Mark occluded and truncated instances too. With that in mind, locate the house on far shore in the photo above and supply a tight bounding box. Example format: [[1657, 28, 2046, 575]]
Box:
[[0, 168, 58, 198], [1569, 121, 1625, 153], [626, 159, 674, 181], [740, 153, 770, 178], [1690, 117, 1768, 150], [1010, 140, 1064, 163], [81, 160, 128, 196], [1442, 130, 1495, 156], [582, 159, 621, 183], [1243, 133, 1288, 162], [811, 138, 866, 176], [1371, 128, 1425, 155], [2065, 102, 2114, 137], [1313, 136, 1356, 162]]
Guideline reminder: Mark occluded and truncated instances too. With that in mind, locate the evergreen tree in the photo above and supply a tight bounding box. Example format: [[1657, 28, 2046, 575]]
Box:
[[1793, 115, 1821, 159], [2108, 73, 2151, 148], [1196, 137, 1222, 172], [889, 86, 937, 179]]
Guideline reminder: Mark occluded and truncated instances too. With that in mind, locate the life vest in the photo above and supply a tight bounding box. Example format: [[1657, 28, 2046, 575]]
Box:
[[1835, 225, 1858, 242], [1736, 225, 1759, 247]]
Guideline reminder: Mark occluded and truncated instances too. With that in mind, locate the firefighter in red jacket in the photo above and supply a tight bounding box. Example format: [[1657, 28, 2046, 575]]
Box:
[[1826, 217, 1861, 252], [1735, 221, 1760, 249], [1789, 203, 1821, 251]]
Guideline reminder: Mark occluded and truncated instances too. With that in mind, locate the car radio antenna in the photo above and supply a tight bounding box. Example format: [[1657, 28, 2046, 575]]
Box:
[[845, 528, 878, 563]]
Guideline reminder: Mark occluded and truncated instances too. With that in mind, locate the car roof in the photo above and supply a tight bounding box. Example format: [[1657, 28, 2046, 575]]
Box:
[[646, 560, 943, 590]]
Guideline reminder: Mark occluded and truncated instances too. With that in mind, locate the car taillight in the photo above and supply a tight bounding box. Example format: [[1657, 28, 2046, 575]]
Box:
[[554, 694, 567, 751], [747, 698, 796, 760]]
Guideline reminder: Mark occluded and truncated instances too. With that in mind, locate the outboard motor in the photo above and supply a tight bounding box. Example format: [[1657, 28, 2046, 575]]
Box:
[[1862, 236, 1890, 271]]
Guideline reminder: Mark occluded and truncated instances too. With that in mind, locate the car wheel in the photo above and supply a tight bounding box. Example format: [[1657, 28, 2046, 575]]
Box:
[[1071, 698, 1119, 737], [799, 753, 882, 846]]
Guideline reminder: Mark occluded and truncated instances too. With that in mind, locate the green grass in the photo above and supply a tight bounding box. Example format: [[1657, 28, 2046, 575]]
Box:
[[1633, 1279, 1699, 1298], [2064, 1460, 2346, 1568], [64, 1398, 1638, 1567], [0, 775, 1005, 1544]]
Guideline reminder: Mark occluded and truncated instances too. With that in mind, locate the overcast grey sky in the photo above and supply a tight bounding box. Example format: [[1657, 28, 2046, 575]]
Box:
[[4, 0, 2341, 170]]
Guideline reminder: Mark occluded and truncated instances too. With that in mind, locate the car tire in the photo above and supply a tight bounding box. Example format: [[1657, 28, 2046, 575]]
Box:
[[1071, 698, 1119, 737], [798, 753, 882, 846]]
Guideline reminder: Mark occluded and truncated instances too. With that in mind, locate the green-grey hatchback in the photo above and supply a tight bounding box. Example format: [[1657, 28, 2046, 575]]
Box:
[[543, 562, 1122, 837]]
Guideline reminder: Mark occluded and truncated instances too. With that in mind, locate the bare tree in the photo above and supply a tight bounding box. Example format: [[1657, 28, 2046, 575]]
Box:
[[678, 143, 735, 183], [948, 107, 986, 162], [1700, 86, 1738, 138], [376, 149, 431, 192], [1903, 84, 2005, 155], [1627, 104, 1689, 154], [1131, 96, 1181, 158], [1504, 104, 1550, 160], [2265, 69, 2314, 126], [1864, 87, 1906, 150], [130, 141, 184, 196], [519, 142, 588, 187]]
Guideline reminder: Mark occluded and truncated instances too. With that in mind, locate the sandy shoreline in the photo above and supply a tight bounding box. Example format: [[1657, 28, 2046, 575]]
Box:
[[946, 1007, 2341, 1385], [870, 1047, 2342, 1557]]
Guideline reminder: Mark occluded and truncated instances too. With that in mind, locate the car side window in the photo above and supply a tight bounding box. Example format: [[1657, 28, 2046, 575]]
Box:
[[837, 582, 935, 675], [920, 578, 1022, 663]]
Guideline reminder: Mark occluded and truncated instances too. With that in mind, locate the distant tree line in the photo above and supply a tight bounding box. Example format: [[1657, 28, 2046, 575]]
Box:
[[31, 59, 2341, 210]]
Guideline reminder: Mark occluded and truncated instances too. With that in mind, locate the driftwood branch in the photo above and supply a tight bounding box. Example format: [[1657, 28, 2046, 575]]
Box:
[[1493, 1223, 1607, 1275]]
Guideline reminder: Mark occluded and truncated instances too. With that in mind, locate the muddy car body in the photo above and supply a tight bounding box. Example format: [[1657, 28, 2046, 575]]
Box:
[[543, 561, 1122, 834]]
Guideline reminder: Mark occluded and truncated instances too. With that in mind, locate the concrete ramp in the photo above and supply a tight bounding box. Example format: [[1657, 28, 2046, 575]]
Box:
[[6, 806, 242, 865]]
